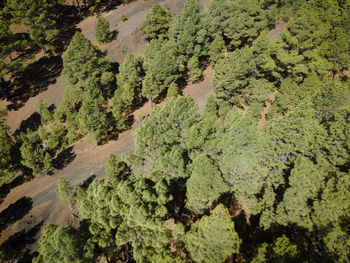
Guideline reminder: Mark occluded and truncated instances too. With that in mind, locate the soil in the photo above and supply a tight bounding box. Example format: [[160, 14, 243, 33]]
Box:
[[0, 0, 214, 251], [257, 90, 278, 127], [267, 20, 287, 41]]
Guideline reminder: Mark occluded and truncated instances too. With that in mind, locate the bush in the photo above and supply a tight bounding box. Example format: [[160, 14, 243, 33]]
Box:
[[121, 14, 127, 22]]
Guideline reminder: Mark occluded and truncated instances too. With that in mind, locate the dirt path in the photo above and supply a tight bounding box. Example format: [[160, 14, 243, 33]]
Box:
[[268, 20, 287, 41], [257, 90, 278, 127]]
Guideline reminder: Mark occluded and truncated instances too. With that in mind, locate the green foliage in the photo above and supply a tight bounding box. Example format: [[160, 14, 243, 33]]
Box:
[[169, 0, 209, 68], [208, 34, 225, 64], [139, 4, 172, 40], [35, 100, 53, 125], [6, 0, 59, 52], [251, 235, 300, 263], [187, 56, 202, 82], [33, 224, 95, 263], [19, 129, 52, 177], [0, 131, 17, 187], [112, 53, 143, 120], [183, 204, 241, 263], [142, 40, 179, 100], [78, 80, 108, 143], [121, 14, 127, 22], [213, 47, 255, 104], [94, 16, 113, 43], [324, 225, 350, 263], [186, 154, 228, 214], [166, 82, 179, 99], [134, 96, 199, 180], [56, 177, 75, 206], [206, 0, 267, 48]]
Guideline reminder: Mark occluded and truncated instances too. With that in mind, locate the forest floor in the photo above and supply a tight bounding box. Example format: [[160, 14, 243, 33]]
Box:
[[0, 0, 283, 256]]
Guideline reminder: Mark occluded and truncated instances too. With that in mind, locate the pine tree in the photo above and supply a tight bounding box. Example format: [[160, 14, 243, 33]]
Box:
[[19, 129, 52, 177], [35, 99, 53, 125], [187, 56, 202, 82], [78, 79, 108, 143], [0, 131, 17, 187], [6, 0, 59, 53], [33, 224, 96, 263], [56, 177, 75, 207], [166, 82, 179, 99], [184, 204, 241, 263], [139, 4, 172, 40], [186, 154, 228, 214], [208, 34, 225, 64], [94, 16, 113, 43]]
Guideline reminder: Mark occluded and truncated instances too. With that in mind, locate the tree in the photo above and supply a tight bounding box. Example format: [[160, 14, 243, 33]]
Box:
[[142, 41, 179, 101], [186, 154, 228, 214], [166, 82, 179, 99], [35, 99, 53, 125], [134, 96, 199, 180], [183, 204, 241, 263], [213, 47, 255, 105], [56, 177, 75, 207], [139, 4, 172, 40], [220, 114, 266, 214], [0, 131, 17, 187], [0, 19, 27, 82], [112, 53, 143, 117], [6, 0, 59, 53], [61, 31, 114, 105], [94, 16, 113, 43], [33, 224, 96, 263], [169, 0, 209, 68], [208, 34, 225, 64], [206, 0, 267, 48], [78, 79, 108, 143], [19, 129, 52, 177], [187, 56, 202, 82]]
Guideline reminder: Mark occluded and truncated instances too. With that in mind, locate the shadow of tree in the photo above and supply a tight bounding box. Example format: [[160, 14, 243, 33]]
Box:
[[79, 174, 96, 190], [0, 196, 33, 232], [52, 146, 77, 170], [0, 221, 43, 263]]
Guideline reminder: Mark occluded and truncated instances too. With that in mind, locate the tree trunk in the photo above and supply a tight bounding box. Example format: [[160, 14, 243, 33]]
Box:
[[41, 45, 47, 54], [150, 97, 154, 108], [7, 53, 13, 62], [75, 0, 82, 17]]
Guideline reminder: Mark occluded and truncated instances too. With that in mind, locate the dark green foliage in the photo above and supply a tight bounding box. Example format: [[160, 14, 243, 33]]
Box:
[[78, 80, 108, 143], [169, 0, 209, 69], [94, 16, 113, 43], [183, 204, 241, 263], [6, 0, 59, 53], [206, 0, 267, 48], [134, 96, 199, 180], [33, 224, 95, 263], [213, 47, 255, 104], [35, 99, 53, 125], [19, 129, 52, 177], [186, 154, 228, 214], [0, 130, 17, 187], [187, 56, 202, 82], [208, 34, 225, 64], [139, 4, 172, 40], [251, 235, 300, 263], [112, 53, 143, 121], [142, 40, 179, 100]]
